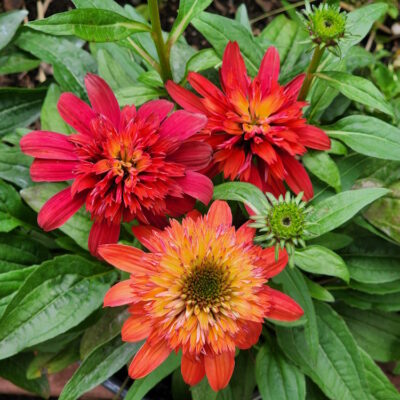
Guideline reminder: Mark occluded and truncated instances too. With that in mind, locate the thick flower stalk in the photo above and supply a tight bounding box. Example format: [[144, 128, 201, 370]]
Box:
[[20, 74, 213, 256], [100, 201, 303, 391], [166, 42, 330, 201]]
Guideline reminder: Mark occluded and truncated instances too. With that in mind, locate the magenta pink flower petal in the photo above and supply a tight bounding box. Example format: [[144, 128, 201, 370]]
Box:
[[175, 170, 213, 205], [85, 73, 120, 128], [57, 93, 96, 136], [20, 131, 78, 160], [298, 125, 331, 150], [159, 111, 207, 141], [137, 99, 174, 122], [38, 187, 85, 231], [30, 159, 78, 182], [167, 141, 212, 171], [88, 219, 120, 257]]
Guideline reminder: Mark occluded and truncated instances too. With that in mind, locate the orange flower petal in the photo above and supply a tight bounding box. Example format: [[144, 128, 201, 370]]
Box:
[[181, 355, 205, 386], [234, 321, 262, 350], [98, 244, 154, 274], [103, 280, 135, 307], [206, 200, 232, 227], [266, 287, 304, 321], [260, 247, 288, 278], [128, 340, 171, 379], [204, 351, 235, 391], [122, 315, 152, 342]]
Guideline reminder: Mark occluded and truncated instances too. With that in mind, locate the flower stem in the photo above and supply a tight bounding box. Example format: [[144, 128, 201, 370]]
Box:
[[298, 45, 325, 101], [148, 0, 172, 82]]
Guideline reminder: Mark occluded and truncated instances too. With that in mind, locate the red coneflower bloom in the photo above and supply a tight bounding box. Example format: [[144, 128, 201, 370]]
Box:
[[166, 42, 330, 200], [100, 201, 303, 391], [20, 74, 213, 256]]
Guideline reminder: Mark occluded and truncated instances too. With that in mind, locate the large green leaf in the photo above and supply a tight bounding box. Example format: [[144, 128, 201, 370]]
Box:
[[20, 183, 92, 250], [0, 47, 40, 74], [360, 348, 400, 400], [335, 304, 400, 362], [72, 0, 127, 15], [316, 71, 393, 117], [303, 152, 341, 192], [273, 268, 319, 363], [213, 182, 269, 215], [28, 9, 150, 42], [16, 30, 96, 98], [40, 84, 73, 134], [0, 10, 28, 51], [306, 188, 389, 238], [0, 139, 32, 188], [256, 340, 305, 400], [295, 246, 349, 282], [169, 0, 213, 46], [0, 179, 35, 231], [0, 353, 49, 398], [182, 48, 220, 81], [115, 84, 163, 106], [0, 87, 46, 136], [80, 307, 128, 358], [0, 255, 116, 359], [228, 350, 256, 400], [346, 256, 400, 284], [191, 12, 263, 76], [125, 352, 181, 400], [276, 302, 369, 400], [60, 335, 141, 400], [325, 116, 400, 161]]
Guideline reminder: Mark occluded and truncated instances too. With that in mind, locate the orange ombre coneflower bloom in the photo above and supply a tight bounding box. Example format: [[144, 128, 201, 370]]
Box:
[[20, 74, 213, 257], [166, 42, 331, 200], [100, 201, 303, 391]]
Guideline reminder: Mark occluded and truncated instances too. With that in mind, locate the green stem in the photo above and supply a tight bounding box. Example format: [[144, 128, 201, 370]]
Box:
[[297, 45, 325, 101], [148, 0, 172, 82], [126, 37, 160, 73]]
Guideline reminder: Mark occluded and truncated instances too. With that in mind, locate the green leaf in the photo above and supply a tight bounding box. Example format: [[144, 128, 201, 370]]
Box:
[[40, 83, 73, 134], [115, 84, 163, 106], [60, 335, 141, 400], [346, 256, 400, 284], [191, 12, 263, 76], [228, 350, 256, 400], [324, 116, 400, 161], [170, 38, 197, 83], [304, 277, 334, 303], [339, 3, 388, 56], [360, 348, 400, 400], [235, 4, 252, 33], [20, 183, 92, 250], [273, 268, 319, 363], [315, 71, 393, 117], [0, 353, 49, 398], [335, 304, 400, 362], [307, 232, 353, 251], [0, 179, 36, 231], [0, 87, 46, 136], [182, 48, 220, 82], [0, 10, 28, 51], [0, 139, 32, 188], [28, 9, 150, 42], [96, 48, 136, 91], [306, 188, 389, 238], [72, 0, 127, 16], [0, 255, 116, 359], [80, 307, 129, 358], [171, 368, 190, 400], [256, 340, 305, 400], [16, 30, 96, 98], [276, 302, 369, 400], [191, 378, 218, 400], [350, 279, 400, 295], [168, 0, 213, 46], [0, 47, 41, 74], [295, 246, 349, 282], [303, 152, 341, 192], [125, 352, 181, 400], [332, 289, 400, 312], [213, 182, 269, 215]]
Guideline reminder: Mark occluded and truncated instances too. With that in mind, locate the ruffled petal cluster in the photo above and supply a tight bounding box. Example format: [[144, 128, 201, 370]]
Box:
[[20, 74, 213, 256], [101, 201, 303, 391], [167, 42, 330, 200]]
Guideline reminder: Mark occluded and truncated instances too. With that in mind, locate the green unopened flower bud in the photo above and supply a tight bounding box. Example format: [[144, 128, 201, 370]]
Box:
[[301, 2, 347, 53], [250, 192, 312, 266]]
